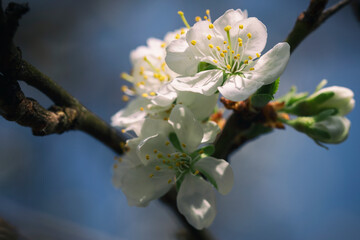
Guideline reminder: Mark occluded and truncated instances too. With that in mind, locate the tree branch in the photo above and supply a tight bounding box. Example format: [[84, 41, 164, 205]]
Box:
[[0, 1, 126, 155]]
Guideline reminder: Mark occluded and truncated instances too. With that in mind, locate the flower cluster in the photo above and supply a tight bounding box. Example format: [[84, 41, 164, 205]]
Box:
[[111, 9, 291, 229]]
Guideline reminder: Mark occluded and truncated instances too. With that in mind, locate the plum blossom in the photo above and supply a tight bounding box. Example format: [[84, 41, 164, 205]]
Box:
[[113, 105, 233, 229], [166, 9, 290, 101]]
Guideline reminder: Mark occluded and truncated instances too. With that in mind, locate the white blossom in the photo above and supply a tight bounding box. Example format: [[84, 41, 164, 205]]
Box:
[[166, 9, 290, 101], [113, 105, 233, 229]]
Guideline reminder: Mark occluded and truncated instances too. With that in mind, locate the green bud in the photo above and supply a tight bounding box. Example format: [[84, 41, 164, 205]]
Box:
[[286, 86, 355, 116], [286, 115, 351, 144]]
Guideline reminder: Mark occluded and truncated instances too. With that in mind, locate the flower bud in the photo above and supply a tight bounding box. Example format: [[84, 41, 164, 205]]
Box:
[[286, 115, 351, 144], [287, 86, 355, 116]]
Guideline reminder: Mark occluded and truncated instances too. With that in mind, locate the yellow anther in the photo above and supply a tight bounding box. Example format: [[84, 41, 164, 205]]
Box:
[[149, 174, 154, 178], [162, 159, 166, 164], [175, 154, 180, 158], [234, 56, 238, 60], [113, 164, 118, 169], [223, 50, 228, 53], [207, 34, 212, 40], [142, 93, 148, 98], [146, 155, 150, 160], [209, 44, 214, 48], [195, 16, 201, 22], [178, 11, 184, 15], [155, 166, 161, 171], [250, 67, 255, 71], [168, 179, 172, 184], [176, 162, 181, 167], [226, 64, 231, 70], [238, 37, 243, 42], [157, 153, 163, 158], [121, 129, 126, 133], [237, 54, 240, 57], [143, 75, 148, 80], [191, 40, 197, 45], [161, 43, 166, 48], [165, 141, 170, 146], [220, 52, 225, 57], [153, 149, 158, 153], [181, 28, 185, 34], [209, 24, 214, 29], [224, 25, 231, 31], [182, 143, 186, 148], [199, 149, 204, 154], [231, 50, 235, 54], [194, 170, 200, 175], [175, 34, 180, 39], [256, 53, 261, 58], [161, 62, 166, 71], [121, 85, 128, 92], [239, 42, 243, 46], [140, 107, 144, 111], [150, 91, 156, 96], [122, 95, 129, 102], [248, 56, 253, 60], [223, 41, 227, 44], [227, 46, 230, 49], [244, 60, 249, 64], [181, 153, 187, 157], [239, 24, 244, 29], [247, 33, 252, 38], [216, 46, 221, 51], [163, 117, 169, 121], [206, 9, 210, 15], [204, 16, 208, 20], [136, 82, 141, 87], [167, 154, 171, 158], [168, 166, 173, 169], [213, 59, 218, 63]]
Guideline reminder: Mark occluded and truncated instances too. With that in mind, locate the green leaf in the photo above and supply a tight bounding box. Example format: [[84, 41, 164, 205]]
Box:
[[315, 79, 328, 92], [197, 62, 217, 72], [251, 94, 274, 108], [168, 132, 182, 152], [251, 78, 280, 108]]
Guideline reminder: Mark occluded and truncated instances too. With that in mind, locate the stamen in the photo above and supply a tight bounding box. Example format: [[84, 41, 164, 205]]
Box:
[[155, 166, 161, 171], [239, 24, 243, 29], [161, 43, 166, 48], [178, 11, 191, 29], [122, 95, 129, 102], [213, 59, 218, 63], [244, 60, 249, 64], [121, 85, 128, 92], [121, 129, 126, 133], [195, 16, 201, 22], [140, 107, 144, 111], [149, 174, 154, 178], [250, 67, 255, 71], [143, 56, 159, 73], [182, 143, 186, 148], [153, 149, 158, 153], [248, 56, 253, 60], [146, 155, 150, 160], [209, 44, 214, 48], [204, 16, 208, 20], [165, 141, 170, 146], [194, 170, 200, 175], [206, 9, 211, 21], [120, 72, 134, 83], [224, 25, 233, 66], [256, 53, 261, 58], [180, 28, 185, 35], [209, 24, 214, 29], [220, 52, 225, 57], [223, 41, 227, 44], [150, 92, 156, 96], [216, 46, 221, 51], [175, 34, 180, 39], [247, 33, 252, 38], [168, 179, 172, 184], [207, 34, 212, 40], [226, 64, 231, 70], [142, 93, 148, 98], [191, 40, 197, 45]]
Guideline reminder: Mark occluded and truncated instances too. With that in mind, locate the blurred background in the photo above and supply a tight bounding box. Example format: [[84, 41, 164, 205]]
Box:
[[0, 0, 359, 239]]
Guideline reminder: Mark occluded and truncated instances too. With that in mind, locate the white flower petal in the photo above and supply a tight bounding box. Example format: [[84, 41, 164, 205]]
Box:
[[201, 121, 221, 144], [169, 105, 203, 153], [147, 38, 164, 50], [213, 9, 248, 32], [218, 74, 262, 101], [140, 118, 173, 139], [233, 17, 267, 57], [151, 83, 178, 107], [113, 160, 173, 207], [244, 42, 290, 85], [111, 97, 148, 134], [194, 157, 234, 195], [166, 38, 198, 76], [171, 70, 223, 96], [137, 134, 176, 165], [177, 174, 217, 230], [177, 92, 218, 121]]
